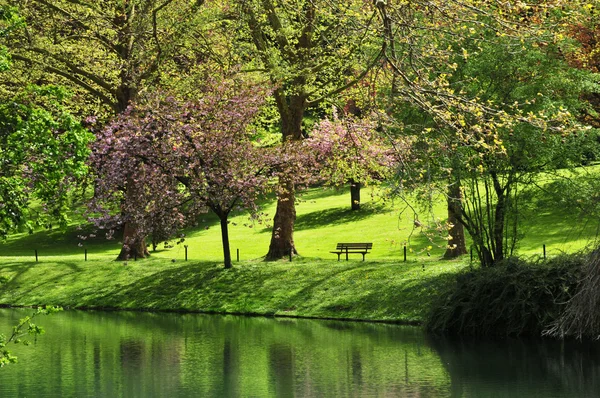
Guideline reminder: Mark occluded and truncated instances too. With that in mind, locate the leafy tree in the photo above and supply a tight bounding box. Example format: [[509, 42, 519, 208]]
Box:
[[0, 85, 93, 238], [373, 1, 597, 266], [236, 0, 385, 259], [3, 0, 209, 259], [90, 76, 273, 268], [307, 112, 396, 210]]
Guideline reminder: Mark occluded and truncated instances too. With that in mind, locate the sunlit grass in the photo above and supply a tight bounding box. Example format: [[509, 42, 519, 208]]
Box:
[[1, 172, 599, 323]]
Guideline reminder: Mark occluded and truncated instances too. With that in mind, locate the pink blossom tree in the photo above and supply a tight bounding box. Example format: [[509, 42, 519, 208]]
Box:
[[89, 77, 274, 268], [306, 113, 396, 210]]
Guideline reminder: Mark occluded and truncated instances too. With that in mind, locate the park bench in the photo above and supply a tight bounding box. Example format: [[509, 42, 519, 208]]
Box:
[[331, 243, 373, 261]]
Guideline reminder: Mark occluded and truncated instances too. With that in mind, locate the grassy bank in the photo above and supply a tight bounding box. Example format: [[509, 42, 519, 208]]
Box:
[[0, 177, 598, 325], [0, 255, 466, 323]]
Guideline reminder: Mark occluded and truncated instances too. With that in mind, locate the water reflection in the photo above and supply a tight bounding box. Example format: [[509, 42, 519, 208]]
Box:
[[431, 336, 600, 397], [0, 309, 598, 397]]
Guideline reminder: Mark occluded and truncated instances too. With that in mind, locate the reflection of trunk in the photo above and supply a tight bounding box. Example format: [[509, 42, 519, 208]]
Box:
[[266, 176, 297, 260], [269, 344, 294, 396], [350, 180, 361, 211], [222, 337, 238, 397], [444, 182, 467, 258], [218, 213, 232, 269]]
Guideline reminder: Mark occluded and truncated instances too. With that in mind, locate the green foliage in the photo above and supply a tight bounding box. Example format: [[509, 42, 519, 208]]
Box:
[[0, 85, 93, 239], [426, 255, 584, 336], [0, 5, 23, 72], [0, 305, 62, 368]]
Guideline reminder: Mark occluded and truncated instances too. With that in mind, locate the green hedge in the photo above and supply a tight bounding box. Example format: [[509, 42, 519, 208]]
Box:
[[426, 255, 584, 336]]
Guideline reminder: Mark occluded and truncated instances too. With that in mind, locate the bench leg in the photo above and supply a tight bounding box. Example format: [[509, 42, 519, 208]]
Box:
[[362, 253, 365, 261], [337, 253, 341, 261], [346, 250, 349, 261]]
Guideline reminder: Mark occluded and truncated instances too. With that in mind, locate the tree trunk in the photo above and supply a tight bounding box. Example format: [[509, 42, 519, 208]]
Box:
[[220, 215, 233, 269], [116, 221, 149, 260], [116, 173, 149, 260], [266, 176, 297, 260], [444, 181, 467, 258], [491, 172, 506, 265], [493, 192, 506, 264], [350, 180, 361, 211], [265, 89, 305, 260], [479, 246, 495, 268]]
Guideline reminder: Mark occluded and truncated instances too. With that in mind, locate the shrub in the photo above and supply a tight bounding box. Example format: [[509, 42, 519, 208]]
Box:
[[545, 249, 600, 340], [426, 255, 584, 336]]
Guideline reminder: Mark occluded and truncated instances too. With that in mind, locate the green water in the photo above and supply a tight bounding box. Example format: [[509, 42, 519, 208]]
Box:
[[0, 309, 598, 397]]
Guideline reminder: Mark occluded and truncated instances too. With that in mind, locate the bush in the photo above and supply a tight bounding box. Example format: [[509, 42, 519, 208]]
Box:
[[545, 249, 600, 340], [426, 255, 584, 337]]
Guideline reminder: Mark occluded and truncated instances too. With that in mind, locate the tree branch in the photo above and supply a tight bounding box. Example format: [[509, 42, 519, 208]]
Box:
[[11, 54, 118, 112]]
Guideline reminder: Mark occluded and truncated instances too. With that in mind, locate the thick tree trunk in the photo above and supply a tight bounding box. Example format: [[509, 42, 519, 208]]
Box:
[[444, 182, 467, 258], [116, 221, 149, 260], [265, 89, 305, 260], [220, 216, 233, 269], [116, 173, 148, 261], [266, 176, 297, 260], [350, 180, 361, 211]]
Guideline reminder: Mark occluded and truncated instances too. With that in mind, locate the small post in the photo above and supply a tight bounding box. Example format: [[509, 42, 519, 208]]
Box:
[[35, 249, 38, 262], [543, 244, 546, 259], [236, 249, 240, 262], [289, 247, 293, 262], [84, 249, 87, 261], [184, 245, 188, 261], [470, 247, 473, 262], [403, 245, 407, 262]]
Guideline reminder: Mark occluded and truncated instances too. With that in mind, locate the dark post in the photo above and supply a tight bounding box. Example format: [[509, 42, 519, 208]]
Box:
[[185, 245, 188, 261], [543, 244, 546, 259], [35, 249, 38, 262], [403, 245, 407, 262], [470, 247, 473, 262], [289, 247, 293, 262], [237, 249, 239, 262], [84, 249, 87, 261]]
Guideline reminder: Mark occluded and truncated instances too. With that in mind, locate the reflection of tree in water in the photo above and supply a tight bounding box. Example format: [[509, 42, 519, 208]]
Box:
[[429, 336, 600, 397], [120, 339, 144, 369], [269, 343, 294, 396], [120, 339, 145, 397], [351, 348, 363, 388], [222, 336, 239, 397]]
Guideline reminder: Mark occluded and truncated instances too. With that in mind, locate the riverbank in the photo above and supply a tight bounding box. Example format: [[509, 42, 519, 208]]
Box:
[[0, 256, 467, 324]]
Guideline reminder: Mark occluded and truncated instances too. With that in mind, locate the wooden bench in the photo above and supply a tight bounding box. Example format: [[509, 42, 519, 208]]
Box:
[[331, 243, 373, 261]]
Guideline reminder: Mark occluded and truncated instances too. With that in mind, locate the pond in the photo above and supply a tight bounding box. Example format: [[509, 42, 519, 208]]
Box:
[[0, 308, 599, 397]]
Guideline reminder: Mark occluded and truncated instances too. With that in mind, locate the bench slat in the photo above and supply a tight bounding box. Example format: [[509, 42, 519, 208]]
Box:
[[336, 243, 372, 249]]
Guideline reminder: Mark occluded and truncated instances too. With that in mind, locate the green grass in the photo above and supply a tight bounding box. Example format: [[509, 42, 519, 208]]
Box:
[[0, 256, 465, 323], [0, 177, 598, 324]]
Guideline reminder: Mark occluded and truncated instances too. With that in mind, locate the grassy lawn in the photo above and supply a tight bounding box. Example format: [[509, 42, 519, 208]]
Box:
[[0, 178, 597, 324]]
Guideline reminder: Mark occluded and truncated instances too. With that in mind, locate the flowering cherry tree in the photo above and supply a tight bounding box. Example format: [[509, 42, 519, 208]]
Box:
[[306, 113, 396, 210], [90, 77, 273, 268]]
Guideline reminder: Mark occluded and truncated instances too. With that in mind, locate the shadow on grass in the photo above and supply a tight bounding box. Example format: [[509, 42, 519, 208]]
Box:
[[294, 203, 387, 231], [0, 261, 84, 303], [0, 224, 121, 256]]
